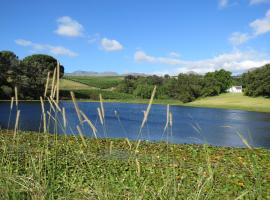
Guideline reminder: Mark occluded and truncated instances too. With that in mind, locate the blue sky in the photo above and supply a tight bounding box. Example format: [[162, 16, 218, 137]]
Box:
[[1, 0, 270, 74]]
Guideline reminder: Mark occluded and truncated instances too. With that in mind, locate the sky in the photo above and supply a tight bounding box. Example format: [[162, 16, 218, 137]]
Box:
[[1, 0, 270, 75]]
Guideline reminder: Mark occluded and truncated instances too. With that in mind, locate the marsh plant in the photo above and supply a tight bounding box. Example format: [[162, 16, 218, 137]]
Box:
[[0, 64, 269, 200]]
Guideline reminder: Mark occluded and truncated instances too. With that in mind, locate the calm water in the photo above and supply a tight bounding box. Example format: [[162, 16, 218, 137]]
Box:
[[0, 101, 270, 148]]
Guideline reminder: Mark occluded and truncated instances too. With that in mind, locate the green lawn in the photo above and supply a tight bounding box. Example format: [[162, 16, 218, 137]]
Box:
[[60, 79, 94, 90], [187, 93, 270, 113], [0, 130, 269, 199], [64, 76, 124, 89]]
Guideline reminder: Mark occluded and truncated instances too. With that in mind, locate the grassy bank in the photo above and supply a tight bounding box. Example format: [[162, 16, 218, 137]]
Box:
[[0, 130, 269, 199], [187, 93, 270, 113]]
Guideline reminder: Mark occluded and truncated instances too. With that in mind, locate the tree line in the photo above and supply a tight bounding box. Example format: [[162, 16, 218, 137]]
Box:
[[1, 50, 269, 101], [0, 51, 64, 99], [116, 69, 233, 103]]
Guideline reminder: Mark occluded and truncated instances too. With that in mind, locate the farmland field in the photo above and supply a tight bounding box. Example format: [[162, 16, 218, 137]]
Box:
[[64, 76, 124, 89]]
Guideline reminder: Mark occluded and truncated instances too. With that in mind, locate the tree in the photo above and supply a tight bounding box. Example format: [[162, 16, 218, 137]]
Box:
[[21, 54, 64, 98], [177, 74, 203, 102], [242, 64, 270, 97], [0, 51, 20, 98]]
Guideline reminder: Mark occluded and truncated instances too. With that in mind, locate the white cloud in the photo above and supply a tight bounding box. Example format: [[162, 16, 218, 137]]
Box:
[[14, 39, 32, 46], [250, 10, 270, 35], [134, 50, 270, 75], [55, 16, 84, 37], [134, 51, 155, 62], [101, 38, 123, 51], [169, 52, 180, 58], [219, 0, 229, 8], [250, 0, 270, 5], [229, 32, 251, 45], [15, 39, 77, 57], [229, 9, 270, 45]]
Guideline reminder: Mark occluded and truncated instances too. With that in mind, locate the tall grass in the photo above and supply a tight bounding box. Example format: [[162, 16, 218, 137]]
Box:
[[0, 65, 269, 199]]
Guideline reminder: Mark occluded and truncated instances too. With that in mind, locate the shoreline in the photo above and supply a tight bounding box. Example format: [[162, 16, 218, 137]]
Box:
[[1, 97, 270, 113]]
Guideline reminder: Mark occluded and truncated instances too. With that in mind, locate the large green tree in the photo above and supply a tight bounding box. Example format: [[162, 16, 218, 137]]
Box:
[[0, 51, 20, 98], [242, 64, 270, 97], [21, 54, 64, 98]]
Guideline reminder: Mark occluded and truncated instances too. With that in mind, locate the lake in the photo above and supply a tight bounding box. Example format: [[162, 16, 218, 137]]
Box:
[[0, 101, 270, 148]]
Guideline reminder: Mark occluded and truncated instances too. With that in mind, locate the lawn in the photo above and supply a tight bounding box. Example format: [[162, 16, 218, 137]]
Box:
[[0, 130, 269, 199], [59, 79, 93, 90], [64, 76, 124, 89], [187, 93, 270, 113]]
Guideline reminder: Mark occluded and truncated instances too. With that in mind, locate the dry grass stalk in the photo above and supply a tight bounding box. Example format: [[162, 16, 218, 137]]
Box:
[[236, 131, 252, 149], [97, 107, 103, 125], [62, 108, 67, 129], [46, 111, 57, 122], [135, 158, 141, 176], [70, 91, 82, 123], [140, 86, 156, 130], [47, 97, 56, 113], [10, 97, 14, 110], [80, 110, 97, 138], [53, 85, 57, 99], [14, 86, 18, 107], [109, 141, 113, 155], [50, 68, 56, 98], [164, 104, 170, 132], [76, 125, 87, 147], [135, 139, 141, 154], [40, 97, 47, 133], [169, 111, 173, 127], [44, 71, 50, 97], [56, 62, 60, 104], [125, 138, 132, 150], [99, 94, 105, 119], [13, 110, 20, 139], [50, 97, 61, 112]]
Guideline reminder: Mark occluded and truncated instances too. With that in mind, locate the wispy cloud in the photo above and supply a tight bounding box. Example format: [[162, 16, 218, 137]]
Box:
[[134, 50, 270, 75], [218, 0, 229, 8], [55, 16, 84, 37], [15, 39, 78, 57], [250, 0, 270, 5], [100, 38, 123, 51], [229, 9, 270, 45], [229, 32, 251, 45]]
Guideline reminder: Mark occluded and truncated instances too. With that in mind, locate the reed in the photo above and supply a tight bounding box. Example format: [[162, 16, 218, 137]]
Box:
[[40, 96, 47, 133], [70, 91, 82, 122], [62, 107, 67, 129], [80, 110, 97, 138], [99, 94, 105, 120], [44, 71, 50, 97], [50, 68, 56, 98], [56, 62, 60, 104], [14, 86, 18, 107], [13, 110, 20, 139], [97, 107, 103, 125], [76, 125, 87, 147], [140, 86, 156, 131], [164, 104, 170, 132]]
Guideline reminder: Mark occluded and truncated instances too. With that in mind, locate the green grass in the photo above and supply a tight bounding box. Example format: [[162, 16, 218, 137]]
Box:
[[187, 93, 270, 113], [64, 76, 124, 89], [59, 79, 93, 90], [0, 130, 269, 199], [60, 89, 135, 100]]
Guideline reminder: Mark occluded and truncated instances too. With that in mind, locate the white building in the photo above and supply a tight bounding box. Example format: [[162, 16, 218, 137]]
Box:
[[227, 86, 242, 93]]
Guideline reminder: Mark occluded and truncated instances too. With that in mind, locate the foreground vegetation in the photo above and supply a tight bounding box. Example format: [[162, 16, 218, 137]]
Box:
[[0, 130, 269, 199]]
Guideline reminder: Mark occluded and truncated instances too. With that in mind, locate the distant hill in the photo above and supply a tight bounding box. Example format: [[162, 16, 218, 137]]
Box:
[[66, 70, 149, 77], [66, 71, 119, 76]]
